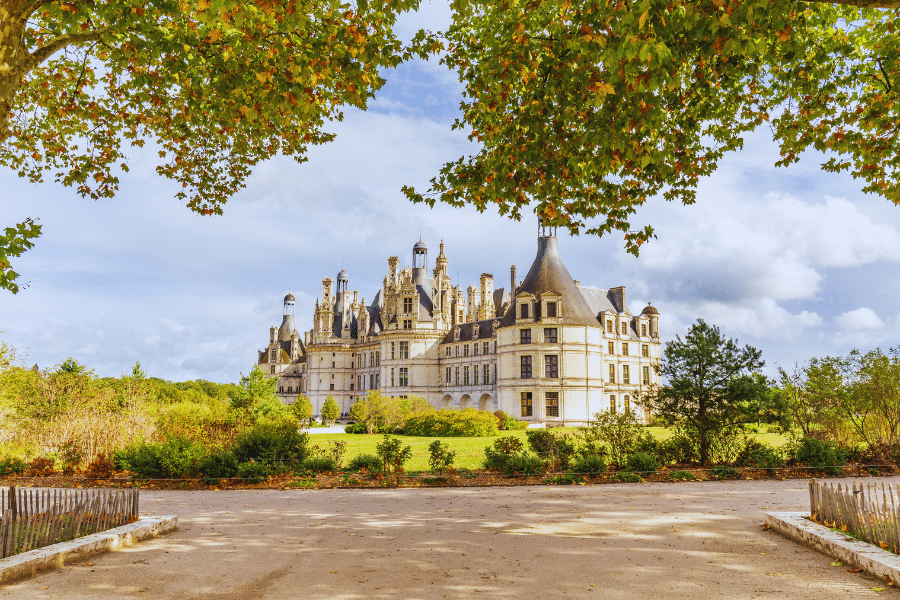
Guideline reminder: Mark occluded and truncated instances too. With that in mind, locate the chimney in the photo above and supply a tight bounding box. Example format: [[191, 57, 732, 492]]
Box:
[[610, 286, 626, 313], [510, 265, 517, 296]]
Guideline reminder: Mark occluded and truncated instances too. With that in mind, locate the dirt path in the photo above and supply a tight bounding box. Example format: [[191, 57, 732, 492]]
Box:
[[4, 478, 898, 599]]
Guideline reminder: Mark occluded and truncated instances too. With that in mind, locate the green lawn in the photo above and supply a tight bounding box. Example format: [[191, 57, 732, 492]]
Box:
[[306, 426, 790, 472]]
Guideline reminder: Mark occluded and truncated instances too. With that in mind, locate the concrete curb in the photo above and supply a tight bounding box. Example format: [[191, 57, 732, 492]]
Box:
[[0, 515, 177, 585], [765, 511, 900, 586]]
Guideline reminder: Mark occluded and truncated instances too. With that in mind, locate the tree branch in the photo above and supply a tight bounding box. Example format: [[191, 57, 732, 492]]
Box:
[[823, 0, 900, 7], [28, 27, 114, 70]]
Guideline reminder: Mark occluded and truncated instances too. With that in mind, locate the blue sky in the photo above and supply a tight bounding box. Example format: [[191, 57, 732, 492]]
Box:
[[1, 1, 898, 383]]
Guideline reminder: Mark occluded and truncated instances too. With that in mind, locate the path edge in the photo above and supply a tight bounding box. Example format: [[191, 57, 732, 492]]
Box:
[[0, 515, 177, 585], [765, 511, 900, 586]]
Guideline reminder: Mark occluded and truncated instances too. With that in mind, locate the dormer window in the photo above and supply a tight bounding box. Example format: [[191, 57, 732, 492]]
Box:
[[454, 327, 461, 342], [641, 324, 647, 337], [546, 302, 557, 318], [472, 324, 480, 340], [403, 297, 414, 313], [606, 320, 613, 334], [621, 323, 627, 335], [520, 303, 530, 319]]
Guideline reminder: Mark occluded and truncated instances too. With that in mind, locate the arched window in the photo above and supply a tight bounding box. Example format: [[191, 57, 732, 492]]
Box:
[[287, 386, 292, 394]]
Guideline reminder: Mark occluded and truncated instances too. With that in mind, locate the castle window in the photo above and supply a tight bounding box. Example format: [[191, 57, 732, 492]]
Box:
[[544, 328, 558, 343], [463, 366, 470, 386], [446, 367, 451, 385], [279, 386, 283, 393], [520, 329, 531, 344], [403, 297, 413, 313], [350, 383, 354, 391], [287, 386, 292, 393], [464, 345, 470, 357], [624, 394, 631, 413], [376, 351, 380, 366], [455, 345, 459, 357], [271, 349, 277, 361], [403, 319, 412, 329], [357, 375, 361, 390], [642, 366, 650, 385], [399, 368, 409, 387], [520, 356, 532, 379], [608, 342, 615, 354], [483, 342, 490, 355], [375, 374, 380, 388], [545, 355, 558, 378], [621, 323, 627, 335], [608, 364, 615, 384], [622, 343, 629, 356], [520, 303, 529, 319], [391, 342, 395, 359], [610, 395, 616, 413], [642, 344, 649, 358], [545, 392, 559, 417], [330, 383, 335, 390], [606, 321, 613, 334], [270, 366, 275, 374], [455, 366, 460, 386], [446, 346, 451, 358], [474, 366, 479, 385], [332, 361, 335, 368], [521, 392, 533, 417], [400, 341, 410, 359], [641, 324, 647, 337], [391, 368, 395, 386], [623, 365, 630, 384], [473, 343, 479, 356], [546, 302, 557, 318], [483, 364, 490, 385]]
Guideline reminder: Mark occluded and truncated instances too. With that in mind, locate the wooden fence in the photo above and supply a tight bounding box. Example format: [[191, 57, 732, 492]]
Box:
[[0, 486, 139, 559], [809, 480, 900, 554]]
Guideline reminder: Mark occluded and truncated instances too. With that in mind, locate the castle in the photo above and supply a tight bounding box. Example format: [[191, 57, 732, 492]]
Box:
[[258, 227, 661, 424]]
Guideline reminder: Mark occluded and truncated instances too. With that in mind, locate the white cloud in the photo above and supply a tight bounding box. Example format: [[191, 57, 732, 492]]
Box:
[[836, 307, 884, 331]]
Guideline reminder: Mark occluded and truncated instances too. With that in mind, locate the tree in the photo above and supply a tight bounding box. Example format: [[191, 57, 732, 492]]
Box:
[[291, 394, 314, 424], [233, 365, 277, 414], [321, 394, 340, 425], [639, 319, 771, 465], [0, 0, 435, 292], [843, 348, 900, 447], [404, 1, 900, 255], [348, 397, 368, 423]]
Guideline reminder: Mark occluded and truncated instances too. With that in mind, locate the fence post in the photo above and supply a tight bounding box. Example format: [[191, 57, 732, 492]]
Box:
[[1, 508, 9, 559], [8, 486, 16, 520]]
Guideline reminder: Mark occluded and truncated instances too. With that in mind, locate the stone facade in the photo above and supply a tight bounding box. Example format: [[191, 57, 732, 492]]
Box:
[[258, 231, 661, 424]]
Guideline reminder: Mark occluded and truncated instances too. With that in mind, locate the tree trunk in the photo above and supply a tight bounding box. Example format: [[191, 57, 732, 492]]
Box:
[[0, 2, 29, 146]]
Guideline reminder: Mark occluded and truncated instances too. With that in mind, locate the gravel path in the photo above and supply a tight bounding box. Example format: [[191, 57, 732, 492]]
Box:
[[4, 478, 899, 599]]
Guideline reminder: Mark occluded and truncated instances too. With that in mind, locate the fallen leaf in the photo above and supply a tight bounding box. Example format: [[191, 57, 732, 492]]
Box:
[[872, 588, 885, 592], [848, 568, 861, 573], [84, 562, 92, 567], [331, 570, 338, 573], [830, 561, 842, 567]]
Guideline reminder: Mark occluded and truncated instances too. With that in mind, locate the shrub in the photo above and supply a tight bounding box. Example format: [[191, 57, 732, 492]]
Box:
[[544, 474, 583, 485], [0, 457, 27, 477], [114, 437, 209, 478], [84, 453, 116, 479], [26, 456, 57, 477], [237, 460, 270, 484], [504, 453, 544, 475], [346, 453, 382, 473], [428, 440, 456, 474], [571, 454, 608, 474], [526, 429, 577, 470], [580, 410, 649, 465], [493, 410, 510, 429], [654, 436, 696, 465], [612, 472, 643, 483], [794, 437, 845, 476], [402, 408, 499, 437], [483, 436, 525, 471], [344, 423, 371, 434], [735, 439, 784, 470], [667, 470, 698, 481], [709, 465, 741, 480], [231, 418, 307, 466], [504, 419, 529, 431], [198, 449, 239, 481], [301, 456, 338, 473], [625, 452, 659, 473], [376, 436, 412, 482]]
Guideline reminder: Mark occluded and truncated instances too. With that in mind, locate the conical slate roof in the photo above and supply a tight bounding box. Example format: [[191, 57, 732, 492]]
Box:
[[499, 236, 600, 328]]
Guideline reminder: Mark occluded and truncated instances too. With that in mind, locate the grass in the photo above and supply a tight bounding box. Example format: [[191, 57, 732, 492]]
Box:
[[308, 426, 791, 472]]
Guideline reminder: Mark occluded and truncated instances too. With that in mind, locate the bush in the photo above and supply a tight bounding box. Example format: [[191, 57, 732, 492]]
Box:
[[26, 456, 57, 477], [735, 439, 784, 470], [580, 410, 649, 465], [571, 454, 608, 474], [428, 440, 456, 474], [483, 437, 525, 471], [544, 474, 583, 485], [344, 423, 371, 434], [301, 456, 338, 473], [625, 452, 659, 473], [493, 410, 510, 429], [709, 465, 741, 480], [237, 460, 270, 484], [526, 429, 577, 469], [231, 418, 307, 466], [377, 436, 412, 483], [402, 408, 499, 437], [84, 453, 116, 479], [612, 472, 643, 483], [667, 470, 698, 481], [504, 453, 544, 475], [345, 453, 382, 473], [794, 437, 846, 476], [198, 449, 239, 481], [504, 419, 529, 431], [0, 457, 27, 477], [114, 437, 210, 478], [654, 436, 696, 465]]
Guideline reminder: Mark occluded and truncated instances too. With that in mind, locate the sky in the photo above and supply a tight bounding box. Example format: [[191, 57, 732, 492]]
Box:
[[1, 1, 899, 384]]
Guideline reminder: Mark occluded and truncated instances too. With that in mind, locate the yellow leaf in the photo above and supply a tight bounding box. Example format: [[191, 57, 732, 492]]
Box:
[[256, 72, 268, 83], [197, 0, 210, 10], [638, 10, 649, 30]]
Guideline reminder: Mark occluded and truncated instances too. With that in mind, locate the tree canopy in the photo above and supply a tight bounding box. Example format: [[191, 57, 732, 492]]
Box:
[[2, 0, 898, 290]]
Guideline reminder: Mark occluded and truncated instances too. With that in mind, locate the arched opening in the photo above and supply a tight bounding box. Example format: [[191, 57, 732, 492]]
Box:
[[460, 394, 472, 409], [441, 394, 453, 409], [479, 394, 493, 412]]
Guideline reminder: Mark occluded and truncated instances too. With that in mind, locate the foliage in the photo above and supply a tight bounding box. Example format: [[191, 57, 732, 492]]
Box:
[[113, 437, 209, 478], [344, 422, 373, 434], [375, 435, 412, 483], [793, 437, 847, 476], [300, 456, 338, 474], [483, 436, 525, 471], [544, 474, 583, 485], [666, 421, 748, 465], [0, 456, 27, 477], [353, 390, 410, 434], [198, 449, 239, 482], [156, 398, 237, 446], [493, 410, 510, 429], [734, 439, 784, 470], [26, 456, 56, 477], [667, 470, 698, 482], [237, 460, 270, 484], [571, 454, 607, 474], [349, 398, 369, 423], [640, 319, 772, 465], [230, 418, 307, 465], [625, 452, 659, 473], [405, 1, 900, 258], [232, 366, 278, 414], [579, 410, 651, 465], [709, 465, 741, 480], [291, 395, 314, 424], [83, 453, 117, 479], [504, 453, 544, 476], [402, 408, 499, 437], [321, 395, 340, 425], [427, 440, 456, 474], [504, 419, 530, 431], [525, 429, 577, 470], [611, 472, 643, 483], [345, 453, 382, 474]]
